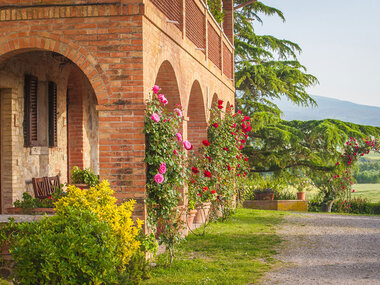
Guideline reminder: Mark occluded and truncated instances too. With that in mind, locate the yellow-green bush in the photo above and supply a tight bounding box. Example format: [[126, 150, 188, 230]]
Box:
[[55, 180, 143, 266]]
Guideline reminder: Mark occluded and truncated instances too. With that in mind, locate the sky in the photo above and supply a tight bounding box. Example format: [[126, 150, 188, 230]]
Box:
[[253, 0, 380, 107]]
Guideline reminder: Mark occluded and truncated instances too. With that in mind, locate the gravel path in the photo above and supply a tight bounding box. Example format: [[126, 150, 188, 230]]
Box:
[[262, 213, 380, 285]]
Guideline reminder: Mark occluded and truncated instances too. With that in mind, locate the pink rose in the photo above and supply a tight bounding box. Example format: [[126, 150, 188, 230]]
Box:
[[174, 108, 183, 117], [161, 97, 168, 105], [152, 85, 160, 94], [158, 94, 168, 105], [173, 149, 178, 155], [159, 162, 166, 174], [151, 113, 160, 122], [154, 173, 164, 184], [183, 140, 192, 150], [176, 133, 183, 142]]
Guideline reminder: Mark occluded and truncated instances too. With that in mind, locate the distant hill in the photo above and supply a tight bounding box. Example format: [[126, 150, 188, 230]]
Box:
[[274, 95, 380, 127]]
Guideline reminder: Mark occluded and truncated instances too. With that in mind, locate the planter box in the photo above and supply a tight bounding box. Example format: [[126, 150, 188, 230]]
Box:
[[255, 193, 274, 200], [7, 207, 56, 215], [243, 200, 308, 212]]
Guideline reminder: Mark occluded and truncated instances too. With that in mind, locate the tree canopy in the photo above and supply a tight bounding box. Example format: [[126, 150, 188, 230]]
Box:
[[233, 0, 318, 117]]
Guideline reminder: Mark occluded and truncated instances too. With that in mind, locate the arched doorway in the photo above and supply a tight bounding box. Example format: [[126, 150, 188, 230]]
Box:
[[0, 50, 99, 213], [187, 81, 207, 151]]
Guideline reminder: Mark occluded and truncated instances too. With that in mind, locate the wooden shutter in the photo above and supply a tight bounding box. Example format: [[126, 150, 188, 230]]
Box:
[[48, 81, 57, 147], [24, 74, 38, 147]]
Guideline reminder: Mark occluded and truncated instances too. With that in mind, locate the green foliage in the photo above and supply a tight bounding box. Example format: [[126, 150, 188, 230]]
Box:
[[8, 208, 121, 285], [332, 197, 379, 215], [187, 103, 249, 221], [55, 181, 143, 267], [13, 188, 66, 212], [207, 0, 224, 24], [354, 160, 380, 183], [244, 119, 380, 174], [119, 251, 151, 285], [144, 88, 187, 264], [70, 166, 99, 187], [234, 0, 318, 116]]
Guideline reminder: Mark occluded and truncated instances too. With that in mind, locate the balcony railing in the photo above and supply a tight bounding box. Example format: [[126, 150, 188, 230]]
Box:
[[150, 0, 234, 80]]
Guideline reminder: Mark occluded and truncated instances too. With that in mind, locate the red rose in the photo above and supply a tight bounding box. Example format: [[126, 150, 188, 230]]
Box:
[[218, 100, 224, 105], [211, 190, 216, 194], [244, 157, 248, 162], [192, 167, 199, 174], [206, 156, 212, 162], [217, 105, 223, 109], [212, 123, 219, 128], [197, 193, 202, 197], [203, 186, 208, 192], [223, 147, 228, 151], [227, 165, 231, 171], [202, 140, 210, 146], [204, 170, 211, 178]]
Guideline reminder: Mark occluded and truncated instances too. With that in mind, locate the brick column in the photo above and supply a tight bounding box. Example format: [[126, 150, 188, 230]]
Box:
[[222, 0, 234, 44], [97, 106, 146, 221]]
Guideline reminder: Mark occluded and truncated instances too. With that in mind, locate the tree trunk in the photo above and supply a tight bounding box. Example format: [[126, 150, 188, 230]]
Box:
[[321, 200, 334, 212]]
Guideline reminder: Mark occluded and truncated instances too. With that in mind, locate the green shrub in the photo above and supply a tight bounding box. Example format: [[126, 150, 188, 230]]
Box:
[[275, 189, 297, 200], [333, 197, 375, 214], [14, 188, 66, 212], [70, 166, 99, 187], [8, 207, 121, 284], [371, 202, 380, 215], [308, 194, 324, 212]]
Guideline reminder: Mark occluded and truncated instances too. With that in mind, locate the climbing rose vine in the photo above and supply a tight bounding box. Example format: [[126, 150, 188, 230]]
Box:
[[144, 86, 188, 264], [187, 102, 250, 221]]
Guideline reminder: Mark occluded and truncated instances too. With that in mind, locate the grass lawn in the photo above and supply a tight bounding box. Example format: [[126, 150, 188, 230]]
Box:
[[145, 209, 285, 285], [352, 184, 380, 203]]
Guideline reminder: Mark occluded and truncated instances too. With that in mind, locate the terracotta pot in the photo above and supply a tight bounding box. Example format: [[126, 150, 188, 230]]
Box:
[[194, 202, 211, 224], [7, 207, 56, 215], [186, 209, 197, 228], [297, 192, 306, 201], [255, 193, 274, 200]]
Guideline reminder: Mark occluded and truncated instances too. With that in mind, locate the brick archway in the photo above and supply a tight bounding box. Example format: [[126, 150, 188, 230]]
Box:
[[0, 32, 109, 103], [210, 93, 221, 121], [187, 80, 207, 150], [154, 60, 182, 110]]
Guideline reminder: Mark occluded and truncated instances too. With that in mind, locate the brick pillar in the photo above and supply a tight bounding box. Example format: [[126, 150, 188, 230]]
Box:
[[67, 71, 84, 177], [97, 106, 146, 222], [223, 0, 234, 44]]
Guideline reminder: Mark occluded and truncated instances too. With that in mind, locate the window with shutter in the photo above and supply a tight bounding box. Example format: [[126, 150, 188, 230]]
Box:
[[24, 74, 38, 147], [48, 81, 58, 147]]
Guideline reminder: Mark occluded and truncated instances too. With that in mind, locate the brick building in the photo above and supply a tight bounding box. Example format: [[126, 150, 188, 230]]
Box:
[[0, 0, 235, 221]]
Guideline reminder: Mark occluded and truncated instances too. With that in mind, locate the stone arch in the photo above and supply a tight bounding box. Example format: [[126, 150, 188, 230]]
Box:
[[154, 60, 182, 110], [0, 32, 109, 103], [0, 49, 99, 213], [187, 80, 208, 150]]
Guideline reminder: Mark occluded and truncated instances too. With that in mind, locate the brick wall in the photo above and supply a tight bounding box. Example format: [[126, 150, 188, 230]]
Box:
[[0, 0, 235, 220], [67, 68, 84, 175]]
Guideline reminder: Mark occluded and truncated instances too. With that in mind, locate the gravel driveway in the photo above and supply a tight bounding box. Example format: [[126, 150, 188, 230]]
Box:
[[262, 213, 380, 285]]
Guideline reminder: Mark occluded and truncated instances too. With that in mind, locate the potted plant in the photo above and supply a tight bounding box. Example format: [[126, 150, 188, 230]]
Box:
[[186, 200, 197, 229], [70, 166, 99, 189], [295, 176, 312, 200]]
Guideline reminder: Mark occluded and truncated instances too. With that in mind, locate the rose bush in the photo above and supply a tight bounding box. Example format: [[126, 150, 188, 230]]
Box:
[[187, 102, 250, 223], [144, 86, 188, 264]]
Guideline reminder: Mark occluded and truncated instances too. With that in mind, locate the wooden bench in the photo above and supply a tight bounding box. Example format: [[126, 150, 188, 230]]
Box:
[[32, 175, 60, 200]]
